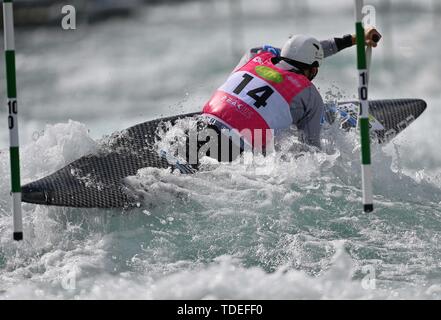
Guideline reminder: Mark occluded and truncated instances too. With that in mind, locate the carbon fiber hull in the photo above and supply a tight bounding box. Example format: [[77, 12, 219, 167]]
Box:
[[22, 99, 426, 208]]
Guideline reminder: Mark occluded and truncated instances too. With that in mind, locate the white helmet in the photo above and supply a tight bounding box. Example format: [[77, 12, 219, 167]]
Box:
[[280, 35, 324, 68]]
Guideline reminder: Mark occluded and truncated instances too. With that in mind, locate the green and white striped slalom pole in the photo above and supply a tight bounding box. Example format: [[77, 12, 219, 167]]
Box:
[[3, 0, 23, 240], [355, 0, 373, 213]]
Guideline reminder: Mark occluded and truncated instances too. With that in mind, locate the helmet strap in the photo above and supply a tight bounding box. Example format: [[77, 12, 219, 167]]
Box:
[[272, 57, 317, 80]]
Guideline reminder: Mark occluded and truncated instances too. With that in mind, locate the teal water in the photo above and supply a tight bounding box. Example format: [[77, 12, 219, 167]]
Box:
[[0, 0, 441, 299]]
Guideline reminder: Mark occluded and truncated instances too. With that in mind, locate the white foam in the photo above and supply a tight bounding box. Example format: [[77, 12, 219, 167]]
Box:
[[1, 0, 441, 300]]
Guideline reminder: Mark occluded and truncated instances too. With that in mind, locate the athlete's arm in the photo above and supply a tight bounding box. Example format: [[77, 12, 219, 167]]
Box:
[[234, 27, 382, 69], [290, 85, 324, 149], [232, 38, 345, 71], [322, 27, 382, 58], [233, 37, 353, 71]]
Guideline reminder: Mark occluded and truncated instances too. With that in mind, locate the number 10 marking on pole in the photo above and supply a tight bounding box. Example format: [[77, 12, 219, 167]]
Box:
[[3, 0, 23, 240], [355, 0, 374, 212]]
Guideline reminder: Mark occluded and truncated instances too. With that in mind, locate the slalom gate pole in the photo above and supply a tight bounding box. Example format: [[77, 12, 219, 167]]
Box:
[[355, 0, 373, 213], [3, 0, 23, 240], [365, 32, 380, 85], [366, 45, 372, 84]]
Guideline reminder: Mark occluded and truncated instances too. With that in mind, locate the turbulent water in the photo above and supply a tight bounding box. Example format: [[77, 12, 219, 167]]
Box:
[[1, 0, 441, 299]]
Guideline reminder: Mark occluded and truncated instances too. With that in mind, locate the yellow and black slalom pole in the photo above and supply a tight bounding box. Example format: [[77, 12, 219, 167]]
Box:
[[355, 0, 373, 213], [3, 0, 23, 240]]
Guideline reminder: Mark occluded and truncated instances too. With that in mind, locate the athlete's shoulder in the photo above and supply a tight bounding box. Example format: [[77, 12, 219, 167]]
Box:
[[260, 45, 281, 56], [293, 83, 323, 108], [250, 45, 281, 57]]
